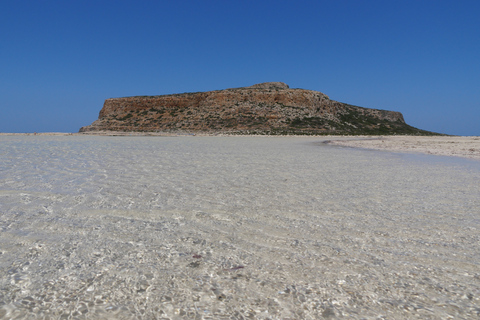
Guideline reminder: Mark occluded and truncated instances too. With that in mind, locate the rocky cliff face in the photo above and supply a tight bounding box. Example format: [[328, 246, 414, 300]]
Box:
[[79, 82, 431, 135]]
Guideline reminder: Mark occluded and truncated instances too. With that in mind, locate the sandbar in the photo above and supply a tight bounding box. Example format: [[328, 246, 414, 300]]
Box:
[[326, 135, 480, 160]]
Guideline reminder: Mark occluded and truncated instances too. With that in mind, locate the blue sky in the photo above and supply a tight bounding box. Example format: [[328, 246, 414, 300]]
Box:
[[1, 0, 479, 135]]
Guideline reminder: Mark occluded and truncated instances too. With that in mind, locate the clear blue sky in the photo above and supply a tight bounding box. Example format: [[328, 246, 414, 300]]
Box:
[[1, 0, 479, 135]]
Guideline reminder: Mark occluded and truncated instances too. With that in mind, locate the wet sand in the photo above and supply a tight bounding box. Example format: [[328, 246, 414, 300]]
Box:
[[0, 135, 479, 319]]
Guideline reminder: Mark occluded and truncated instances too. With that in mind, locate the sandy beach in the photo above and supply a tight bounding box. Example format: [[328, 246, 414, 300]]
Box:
[[326, 135, 480, 160], [0, 135, 479, 319]]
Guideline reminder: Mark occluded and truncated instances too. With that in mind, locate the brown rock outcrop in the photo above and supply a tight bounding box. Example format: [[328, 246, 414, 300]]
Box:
[[79, 82, 433, 135]]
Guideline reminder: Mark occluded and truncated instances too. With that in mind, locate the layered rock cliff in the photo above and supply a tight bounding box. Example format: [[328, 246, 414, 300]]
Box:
[[79, 82, 433, 135]]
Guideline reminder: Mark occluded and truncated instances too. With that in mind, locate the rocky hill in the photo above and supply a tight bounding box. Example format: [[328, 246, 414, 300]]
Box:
[[79, 82, 434, 135]]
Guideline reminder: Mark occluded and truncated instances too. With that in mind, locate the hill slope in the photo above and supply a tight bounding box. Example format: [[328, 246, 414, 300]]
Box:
[[79, 82, 435, 135]]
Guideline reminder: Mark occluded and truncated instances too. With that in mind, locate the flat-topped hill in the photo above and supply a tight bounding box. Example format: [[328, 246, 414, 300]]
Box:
[[79, 82, 436, 135]]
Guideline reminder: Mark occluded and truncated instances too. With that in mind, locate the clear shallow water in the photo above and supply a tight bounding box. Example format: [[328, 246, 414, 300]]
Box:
[[0, 136, 479, 319]]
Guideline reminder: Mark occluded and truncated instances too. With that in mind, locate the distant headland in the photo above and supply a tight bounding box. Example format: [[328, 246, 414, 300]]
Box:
[[79, 82, 437, 135]]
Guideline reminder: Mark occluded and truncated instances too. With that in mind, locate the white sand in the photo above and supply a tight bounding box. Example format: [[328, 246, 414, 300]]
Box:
[[0, 135, 479, 319], [327, 135, 480, 160]]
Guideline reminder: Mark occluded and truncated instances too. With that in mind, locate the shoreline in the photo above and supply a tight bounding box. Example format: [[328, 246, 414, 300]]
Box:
[[2, 132, 479, 160]]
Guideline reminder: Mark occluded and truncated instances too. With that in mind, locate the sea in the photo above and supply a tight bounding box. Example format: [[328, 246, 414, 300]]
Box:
[[1, 135, 479, 319]]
